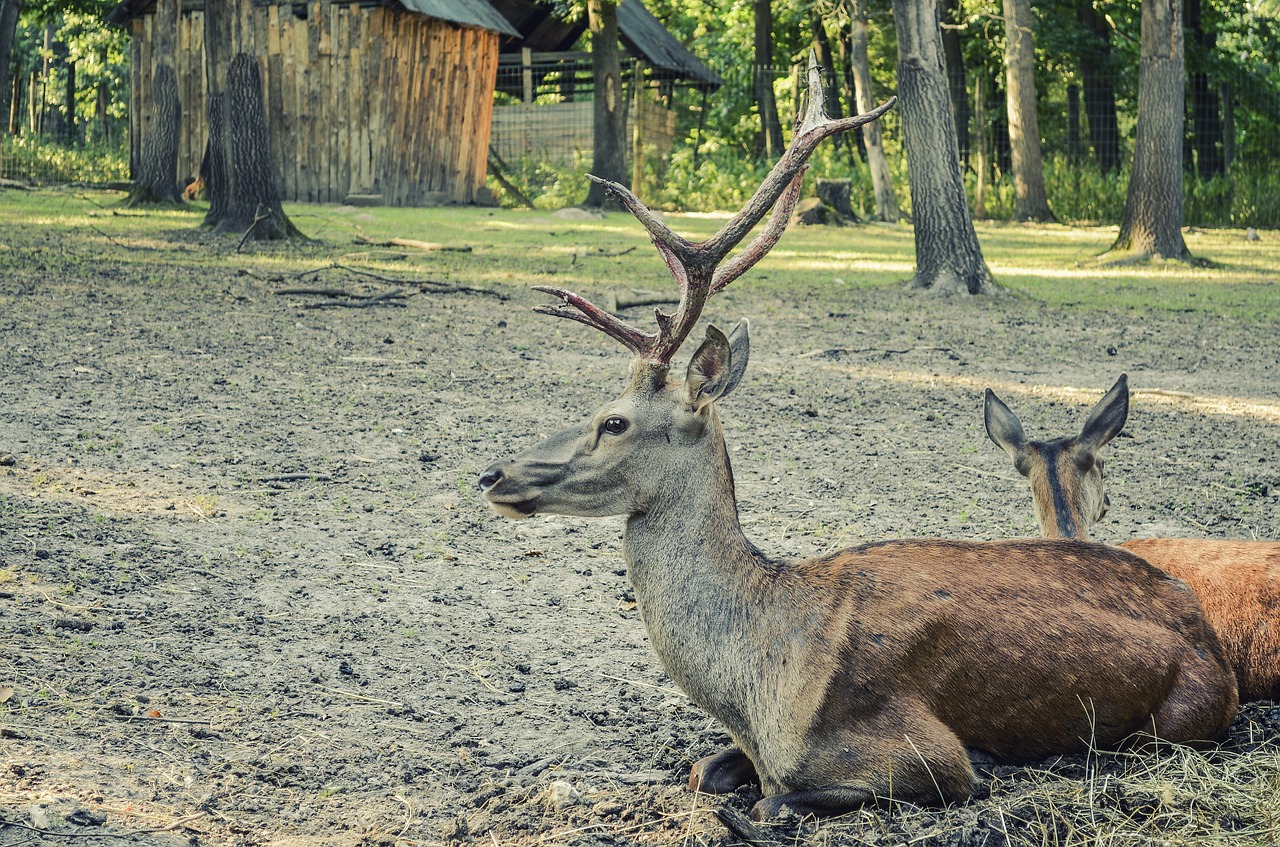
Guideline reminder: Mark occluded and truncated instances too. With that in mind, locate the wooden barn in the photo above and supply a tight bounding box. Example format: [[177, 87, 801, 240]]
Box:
[[107, 0, 520, 206]]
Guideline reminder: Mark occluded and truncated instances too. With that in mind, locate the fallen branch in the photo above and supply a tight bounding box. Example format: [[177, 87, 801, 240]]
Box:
[[280, 264, 507, 300], [304, 290, 407, 309], [608, 289, 678, 311], [354, 234, 471, 253], [112, 714, 214, 726], [487, 147, 536, 209], [88, 224, 147, 251]]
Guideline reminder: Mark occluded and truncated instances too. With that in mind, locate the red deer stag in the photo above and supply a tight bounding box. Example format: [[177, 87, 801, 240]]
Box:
[[985, 375, 1280, 703], [479, 60, 1237, 820]]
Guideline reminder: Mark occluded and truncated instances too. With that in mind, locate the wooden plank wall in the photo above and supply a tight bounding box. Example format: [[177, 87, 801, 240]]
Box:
[[132, 2, 500, 204]]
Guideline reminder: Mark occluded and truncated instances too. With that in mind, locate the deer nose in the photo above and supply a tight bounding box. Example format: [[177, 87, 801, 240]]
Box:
[[478, 467, 504, 492]]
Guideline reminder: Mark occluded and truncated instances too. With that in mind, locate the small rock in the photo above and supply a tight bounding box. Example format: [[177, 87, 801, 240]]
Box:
[[546, 780, 581, 810], [1246, 227, 1261, 241]]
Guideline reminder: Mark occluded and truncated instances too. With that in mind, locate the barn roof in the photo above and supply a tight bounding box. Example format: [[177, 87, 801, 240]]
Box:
[[491, 0, 721, 88], [106, 0, 520, 37]]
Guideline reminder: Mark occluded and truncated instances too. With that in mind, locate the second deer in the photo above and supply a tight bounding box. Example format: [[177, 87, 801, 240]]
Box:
[[985, 374, 1280, 703]]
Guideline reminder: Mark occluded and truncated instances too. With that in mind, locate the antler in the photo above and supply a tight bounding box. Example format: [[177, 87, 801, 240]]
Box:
[[535, 51, 897, 367]]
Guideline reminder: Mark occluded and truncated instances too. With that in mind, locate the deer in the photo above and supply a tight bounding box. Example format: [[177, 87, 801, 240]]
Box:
[[477, 58, 1238, 820], [984, 375, 1280, 703]]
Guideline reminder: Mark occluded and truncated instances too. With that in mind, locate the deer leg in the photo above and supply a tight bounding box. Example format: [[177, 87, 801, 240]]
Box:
[[688, 747, 759, 794], [750, 786, 876, 820]]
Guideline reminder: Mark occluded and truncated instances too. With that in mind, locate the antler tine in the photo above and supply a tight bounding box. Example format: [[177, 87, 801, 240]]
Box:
[[532, 285, 656, 356], [703, 53, 896, 262], [586, 174, 697, 265]]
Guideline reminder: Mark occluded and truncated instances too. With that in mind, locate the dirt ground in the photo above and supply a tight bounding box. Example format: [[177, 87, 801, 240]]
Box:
[[1, 199, 1278, 847]]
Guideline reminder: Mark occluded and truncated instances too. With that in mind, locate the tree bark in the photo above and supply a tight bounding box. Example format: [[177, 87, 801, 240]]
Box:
[[1076, 0, 1120, 172], [1002, 0, 1053, 220], [893, 0, 994, 293], [754, 0, 784, 160], [1110, 0, 1189, 260], [584, 0, 627, 207], [1186, 0, 1224, 178], [202, 0, 300, 240], [939, 0, 969, 163], [0, 0, 20, 128], [129, 0, 182, 205], [848, 0, 900, 222]]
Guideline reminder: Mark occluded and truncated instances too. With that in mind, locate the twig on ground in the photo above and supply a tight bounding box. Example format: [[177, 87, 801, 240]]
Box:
[[113, 714, 213, 726], [0, 813, 206, 840], [259, 473, 333, 483], [236, 205, 272, 252], [714, 807, 776, 846], [88, 224, 146, 251], [797, 345, 964, 362], [279, 263, 507, 300], [354, 234, 471, 252]]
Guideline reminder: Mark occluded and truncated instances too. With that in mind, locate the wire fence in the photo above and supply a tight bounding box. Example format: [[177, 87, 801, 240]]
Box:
[[4, 51, 1279, 226]]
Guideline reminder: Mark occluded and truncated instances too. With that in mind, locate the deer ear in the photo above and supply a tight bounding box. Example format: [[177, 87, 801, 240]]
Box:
[[1079, 374, 1128, 452], [984, 388, 1027, 459], [720, 319, 751, 398], [686, 324, 736, 409]]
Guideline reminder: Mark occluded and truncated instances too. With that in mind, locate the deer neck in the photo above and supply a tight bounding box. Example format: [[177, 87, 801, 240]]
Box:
[[620, 431, 799, 746]]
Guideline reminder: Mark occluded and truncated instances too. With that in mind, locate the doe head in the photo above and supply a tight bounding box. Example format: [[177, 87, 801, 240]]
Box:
[[983, 374, 1129, 539]]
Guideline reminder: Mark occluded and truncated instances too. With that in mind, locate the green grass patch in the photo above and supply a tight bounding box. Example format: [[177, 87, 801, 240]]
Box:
[[1, 188, 1276, 321]]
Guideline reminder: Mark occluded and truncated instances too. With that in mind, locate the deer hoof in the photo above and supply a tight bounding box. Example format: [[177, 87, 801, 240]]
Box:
[[688, 747, 758, 794]]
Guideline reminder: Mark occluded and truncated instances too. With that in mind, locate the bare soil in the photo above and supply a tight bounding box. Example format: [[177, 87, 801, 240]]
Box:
[[1, 204, 1278, 847]]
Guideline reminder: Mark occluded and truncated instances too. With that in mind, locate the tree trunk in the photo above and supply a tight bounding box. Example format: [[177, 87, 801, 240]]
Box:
[[584, 0, 627, 207], [893, 0, 994, 293], [1076, 0, 1120, 172], [754, 0, 784, 160], [202, 0, 300, 240], [129, 0, 182, 205], [849, 0, 900, 222], [1002, 0, 1053, 220], [1067, 83, 1081, 163], [1186, 0, 1224, 178], [973, 74, 988, 218], [0, 0, 20, 129], [1110, 0, 1189, 260], [95, 44, 109, 144], [65, 55, 76, 144], [939, 0, 969, 163]]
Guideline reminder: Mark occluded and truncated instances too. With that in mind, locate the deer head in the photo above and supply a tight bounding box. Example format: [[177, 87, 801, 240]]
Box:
[[984, 374, 1130, 538], [479, 56, 895, 521]]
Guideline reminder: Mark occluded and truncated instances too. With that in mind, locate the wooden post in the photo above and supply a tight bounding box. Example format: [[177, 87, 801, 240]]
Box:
[[521, 46, 532, 104], [631, 60, 644, 199]]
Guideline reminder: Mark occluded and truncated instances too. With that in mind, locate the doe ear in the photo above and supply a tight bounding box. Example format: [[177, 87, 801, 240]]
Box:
[[686, 324, 737, 409], [984, 388, 1027, 459], [1078, 373, 1129, 452]]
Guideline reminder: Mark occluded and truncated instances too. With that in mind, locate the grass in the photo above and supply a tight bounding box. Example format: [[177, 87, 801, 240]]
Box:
[[1, 188, 1277, 321]]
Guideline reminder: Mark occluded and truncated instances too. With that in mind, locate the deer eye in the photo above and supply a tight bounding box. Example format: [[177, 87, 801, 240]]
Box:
[[602, 416, 629, 435]]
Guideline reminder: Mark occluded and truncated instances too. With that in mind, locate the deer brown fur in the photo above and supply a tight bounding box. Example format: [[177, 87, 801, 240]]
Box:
[[479, 61, 1237, 820], [985, 375, 1280, 703]]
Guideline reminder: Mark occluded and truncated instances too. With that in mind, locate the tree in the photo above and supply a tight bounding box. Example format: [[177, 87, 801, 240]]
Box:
[[843, 0, 900, 221], [1002, 0, 1053, 220], [892, 0, 995, 293], [584, 0, 627, 207], [754, 0, 784, 159], [126, 0, 180, 205], [939, 0, 969, 162], [0, 0, 20, 127], [201, 0, 300, 240], [1110, 0, 1189, 260], [1186, 0, 1225, 178]]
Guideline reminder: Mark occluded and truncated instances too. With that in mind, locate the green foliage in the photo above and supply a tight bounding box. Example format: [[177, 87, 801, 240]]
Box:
[[0, 134, 128, 183]]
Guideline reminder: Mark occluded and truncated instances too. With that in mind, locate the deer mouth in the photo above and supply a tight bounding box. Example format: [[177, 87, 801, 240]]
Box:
[[484, 493, 538, 520]]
